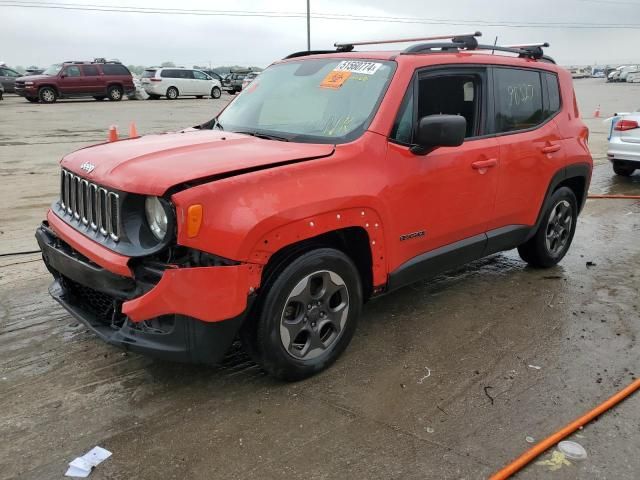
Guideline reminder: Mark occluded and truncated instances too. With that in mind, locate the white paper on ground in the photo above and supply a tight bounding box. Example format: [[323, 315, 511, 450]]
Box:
[[64, 446, 112, 478]]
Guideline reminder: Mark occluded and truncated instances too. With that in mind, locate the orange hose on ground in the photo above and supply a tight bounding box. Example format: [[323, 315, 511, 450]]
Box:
[[587, 194, 640, 199], [489, 377, 640, 480]]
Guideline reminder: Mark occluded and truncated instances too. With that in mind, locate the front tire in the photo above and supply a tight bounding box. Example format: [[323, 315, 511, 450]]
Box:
[[243, 248, 362, 381], [38, 87, 57, 103], [613, 162, 635, 176], [166, 87, 178, 100], [518, 187, 578, 268], [211, 86, 221, 99], [107, 85, 123, 101]]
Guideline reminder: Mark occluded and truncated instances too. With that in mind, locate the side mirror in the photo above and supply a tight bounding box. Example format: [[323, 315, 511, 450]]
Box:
[[411, 114, 467, 155], [60, 74, 67, 78]]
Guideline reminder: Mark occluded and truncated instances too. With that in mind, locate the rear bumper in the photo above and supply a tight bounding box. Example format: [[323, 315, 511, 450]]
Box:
[[608, 139, 640, 164], [37, 222, 254, 364]]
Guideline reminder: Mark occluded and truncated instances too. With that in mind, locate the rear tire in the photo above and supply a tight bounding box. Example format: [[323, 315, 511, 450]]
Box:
[[26, 96, 38, 103], [38, 87, 57, 103], [241, 248, 362, 381], [211, 86, 221, 99], [518, 187, 578, 268], [107, 86, 123, 101], [166, 87, 178, 100], [148, 94, 160, 100], [613, 162, 635, 176], [93, 96, 106, 101]]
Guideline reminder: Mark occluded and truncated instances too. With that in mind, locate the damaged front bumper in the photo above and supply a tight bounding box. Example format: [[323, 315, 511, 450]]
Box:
[[36, 221, 255, 364]]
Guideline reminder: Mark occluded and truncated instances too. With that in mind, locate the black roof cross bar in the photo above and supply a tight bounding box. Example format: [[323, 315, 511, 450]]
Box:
[[334, 32, 482, 51]]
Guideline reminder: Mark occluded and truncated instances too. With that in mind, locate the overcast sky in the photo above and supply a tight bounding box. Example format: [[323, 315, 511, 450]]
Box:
[[2, 0, 640, 68]]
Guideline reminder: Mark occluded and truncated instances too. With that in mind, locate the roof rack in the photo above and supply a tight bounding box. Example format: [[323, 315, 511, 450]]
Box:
[[402, 37, 554, 63], [334, 32, 482, 51], [283, 32, 554, 63]]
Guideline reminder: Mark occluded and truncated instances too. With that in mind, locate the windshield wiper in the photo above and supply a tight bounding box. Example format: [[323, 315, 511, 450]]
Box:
[[233, 130, 290, 142]]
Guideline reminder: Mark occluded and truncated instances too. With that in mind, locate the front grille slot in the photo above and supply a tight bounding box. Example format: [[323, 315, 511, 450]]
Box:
[[59, 169, 121, 242]]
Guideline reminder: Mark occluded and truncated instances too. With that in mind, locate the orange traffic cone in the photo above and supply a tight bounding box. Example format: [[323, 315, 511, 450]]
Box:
[[108, 125, 118, 142], [593, 105, 601, 118], [129, 122, 139, 138]]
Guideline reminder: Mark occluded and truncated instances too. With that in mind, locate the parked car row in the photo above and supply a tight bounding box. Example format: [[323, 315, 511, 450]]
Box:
[[607, 65, 640, 83], [6, 60, 258, 103]]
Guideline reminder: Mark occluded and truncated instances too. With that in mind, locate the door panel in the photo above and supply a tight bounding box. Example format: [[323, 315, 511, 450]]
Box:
[[58, 66, 85, 95], [81, 65, 104, 94], [488, 67, 566, 230], [385, 138, 500, 270]]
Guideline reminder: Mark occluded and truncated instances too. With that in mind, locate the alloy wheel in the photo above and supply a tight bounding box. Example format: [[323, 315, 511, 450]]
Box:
[[545, 200, 573, 256], [279, 270, 349, 360], [41, 89, 55, 102]]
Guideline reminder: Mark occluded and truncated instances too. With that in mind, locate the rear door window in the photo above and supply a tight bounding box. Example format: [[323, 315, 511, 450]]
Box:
[[182, 70, 195, 79], [101, 64, 130, 76], [493, 68, 544, 133], [82, 65, 99, 76]]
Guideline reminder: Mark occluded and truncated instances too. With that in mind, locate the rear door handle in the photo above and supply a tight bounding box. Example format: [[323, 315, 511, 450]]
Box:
[[542, 144, 562, 154], [471, 159, 498, 169]]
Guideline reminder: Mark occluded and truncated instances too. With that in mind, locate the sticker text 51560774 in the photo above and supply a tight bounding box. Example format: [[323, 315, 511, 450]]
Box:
[[334, 61, 382, 75]]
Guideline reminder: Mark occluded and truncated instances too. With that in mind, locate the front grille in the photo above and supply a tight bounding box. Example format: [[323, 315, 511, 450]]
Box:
[[61, 276, 125, 327], [60, 169, 120, 241], [15, 81, 25, 88]]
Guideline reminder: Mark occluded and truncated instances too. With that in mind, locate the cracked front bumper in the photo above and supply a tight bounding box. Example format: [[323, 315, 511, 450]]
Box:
[[37, 221, 254, 364]]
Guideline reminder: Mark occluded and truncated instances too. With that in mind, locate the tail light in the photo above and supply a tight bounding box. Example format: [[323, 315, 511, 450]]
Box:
[[615, 119, 639, 131]]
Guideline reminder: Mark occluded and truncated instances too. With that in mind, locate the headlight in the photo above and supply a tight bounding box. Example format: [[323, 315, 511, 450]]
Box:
[[145, 196, 168, 240], [25, 81, 34, 86]]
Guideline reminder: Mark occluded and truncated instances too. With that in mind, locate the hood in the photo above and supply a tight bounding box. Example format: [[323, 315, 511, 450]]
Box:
[[16, 74, 52, 82], [61, 130, 335, 196]]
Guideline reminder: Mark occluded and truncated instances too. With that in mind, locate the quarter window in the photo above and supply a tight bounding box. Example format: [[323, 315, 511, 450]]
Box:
[[493, 68, 543, 133], [543, 72, 561, 117]]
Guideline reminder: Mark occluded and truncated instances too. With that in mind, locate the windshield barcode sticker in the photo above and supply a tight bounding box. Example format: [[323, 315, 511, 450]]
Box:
[[333, 61, 382, 75]]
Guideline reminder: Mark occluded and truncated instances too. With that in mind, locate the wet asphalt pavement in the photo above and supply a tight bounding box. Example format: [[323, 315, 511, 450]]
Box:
[[0, 80, 639, 479]]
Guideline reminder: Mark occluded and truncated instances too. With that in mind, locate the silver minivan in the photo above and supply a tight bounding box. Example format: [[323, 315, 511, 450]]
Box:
[[141, 67, 222, 100]]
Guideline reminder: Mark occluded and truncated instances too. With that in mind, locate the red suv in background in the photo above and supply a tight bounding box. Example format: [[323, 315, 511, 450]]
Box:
[[36, 33, 592, 380], [15, 60, 134, 103]]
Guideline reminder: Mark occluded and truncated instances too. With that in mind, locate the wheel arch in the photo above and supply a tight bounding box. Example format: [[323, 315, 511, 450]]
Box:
[[249, 208, 388, 301], [526, 162, 591, 242], [38, 84, 59, 95]]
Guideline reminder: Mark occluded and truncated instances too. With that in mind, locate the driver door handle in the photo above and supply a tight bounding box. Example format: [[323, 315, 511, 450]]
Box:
[[471, 158, 498, 169]]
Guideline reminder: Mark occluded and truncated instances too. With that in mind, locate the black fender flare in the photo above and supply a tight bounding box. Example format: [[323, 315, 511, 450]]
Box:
[[525, 162, 592, 242]]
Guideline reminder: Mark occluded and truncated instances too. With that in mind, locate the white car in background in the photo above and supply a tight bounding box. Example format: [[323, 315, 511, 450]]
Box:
[[241, 71, 260, 90], [626, 72, 640, 83], [608, 111, 640, 176], [141, 67, 222, 100]]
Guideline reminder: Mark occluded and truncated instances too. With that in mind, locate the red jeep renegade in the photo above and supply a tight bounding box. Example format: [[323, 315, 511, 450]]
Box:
[[36, 33, 592, 380]]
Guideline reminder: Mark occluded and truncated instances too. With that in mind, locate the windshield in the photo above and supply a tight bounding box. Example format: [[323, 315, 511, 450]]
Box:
[[215, 58, 395, 143], [43, 64, 62, 75]]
